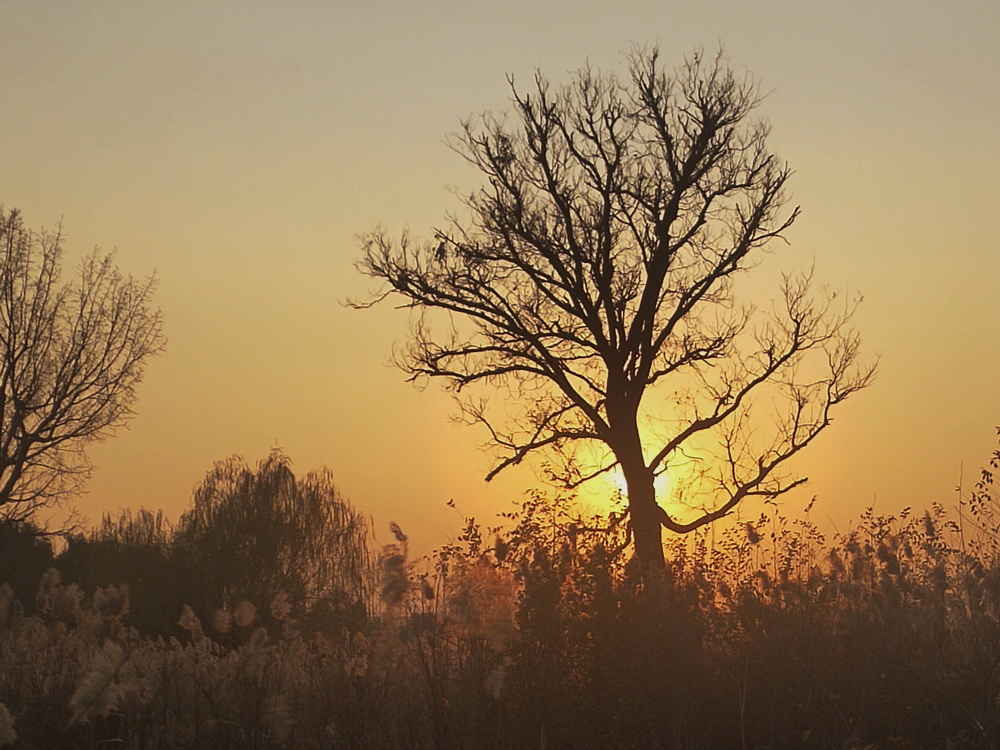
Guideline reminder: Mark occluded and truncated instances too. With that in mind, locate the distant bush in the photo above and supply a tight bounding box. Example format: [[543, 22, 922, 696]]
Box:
[[0, 519, 54, 609], [45, 453, 373, 642], [172, 452, 372, 625]]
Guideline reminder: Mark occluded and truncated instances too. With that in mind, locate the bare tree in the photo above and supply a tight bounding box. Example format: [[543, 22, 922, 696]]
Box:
[[355, 49, 875, 568], [0, 208, 166, 522]]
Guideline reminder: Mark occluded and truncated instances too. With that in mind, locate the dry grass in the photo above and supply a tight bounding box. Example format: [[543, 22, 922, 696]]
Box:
[[3, 478, 1000, 747]]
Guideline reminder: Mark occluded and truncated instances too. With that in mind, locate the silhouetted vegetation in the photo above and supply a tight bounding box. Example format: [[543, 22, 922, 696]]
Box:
[[0, 208, 165, 523], [354, 47, 874, 567], [0, 519, 53, 607], [3, 436, 1000, 748], [171, 453, 371, 633]]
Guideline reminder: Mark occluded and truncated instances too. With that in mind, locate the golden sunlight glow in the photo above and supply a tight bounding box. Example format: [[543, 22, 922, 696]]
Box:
[[599, 463, 673, 505], [4, 1, 997, 561], [576, 432, 689, 515]]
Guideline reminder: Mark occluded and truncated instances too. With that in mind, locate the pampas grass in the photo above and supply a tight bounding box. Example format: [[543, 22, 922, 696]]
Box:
[[68, 640, 124, 726], [379, 523, 410, 608], [0, 703, 16, 747], [5, 483, 1000, 747]]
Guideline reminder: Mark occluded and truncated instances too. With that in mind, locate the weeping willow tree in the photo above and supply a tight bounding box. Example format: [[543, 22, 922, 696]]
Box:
[[356, 48, 874, 568], [173, 452, 371, 617]]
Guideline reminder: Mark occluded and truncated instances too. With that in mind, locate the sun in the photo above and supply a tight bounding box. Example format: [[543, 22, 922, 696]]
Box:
[[576, 443, 679, 514], [600, 463, 673, 501]]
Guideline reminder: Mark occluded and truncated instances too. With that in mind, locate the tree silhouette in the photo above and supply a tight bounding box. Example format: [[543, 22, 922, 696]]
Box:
[[56, 508, 181, 636], [173, 452, 371, 619], [355, 49, 874, 567], [0, 208, 165, 522]]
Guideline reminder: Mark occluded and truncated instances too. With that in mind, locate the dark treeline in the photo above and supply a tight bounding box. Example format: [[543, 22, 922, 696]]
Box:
[[1, 452, 371, 641], [3, 437, 1000, 748]]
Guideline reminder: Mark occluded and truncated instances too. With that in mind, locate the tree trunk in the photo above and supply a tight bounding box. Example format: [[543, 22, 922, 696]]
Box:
[[623, 464, 666, 569], [608, 390, 665, 569]]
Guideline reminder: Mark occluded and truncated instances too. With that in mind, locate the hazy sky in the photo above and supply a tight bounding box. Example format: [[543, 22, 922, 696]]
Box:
[[2, 1, 998, 551]]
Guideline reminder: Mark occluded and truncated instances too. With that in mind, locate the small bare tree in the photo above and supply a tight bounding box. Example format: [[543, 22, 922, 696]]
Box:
[[0, 208, 166, 522], [355, 49, 875, 568]]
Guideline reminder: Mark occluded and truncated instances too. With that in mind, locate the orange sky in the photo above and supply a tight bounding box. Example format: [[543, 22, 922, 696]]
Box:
[[2, 1, 998, 553]]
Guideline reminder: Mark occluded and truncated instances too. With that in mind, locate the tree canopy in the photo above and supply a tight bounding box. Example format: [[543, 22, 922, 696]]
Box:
[[0, 208, 165, 522], [356, 48, 874, 567], [173, 452, 371, 617]]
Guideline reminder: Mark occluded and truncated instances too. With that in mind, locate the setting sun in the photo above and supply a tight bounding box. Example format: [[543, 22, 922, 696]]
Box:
[[576, 434, 687, 517], [595, 462, 673, 507]]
